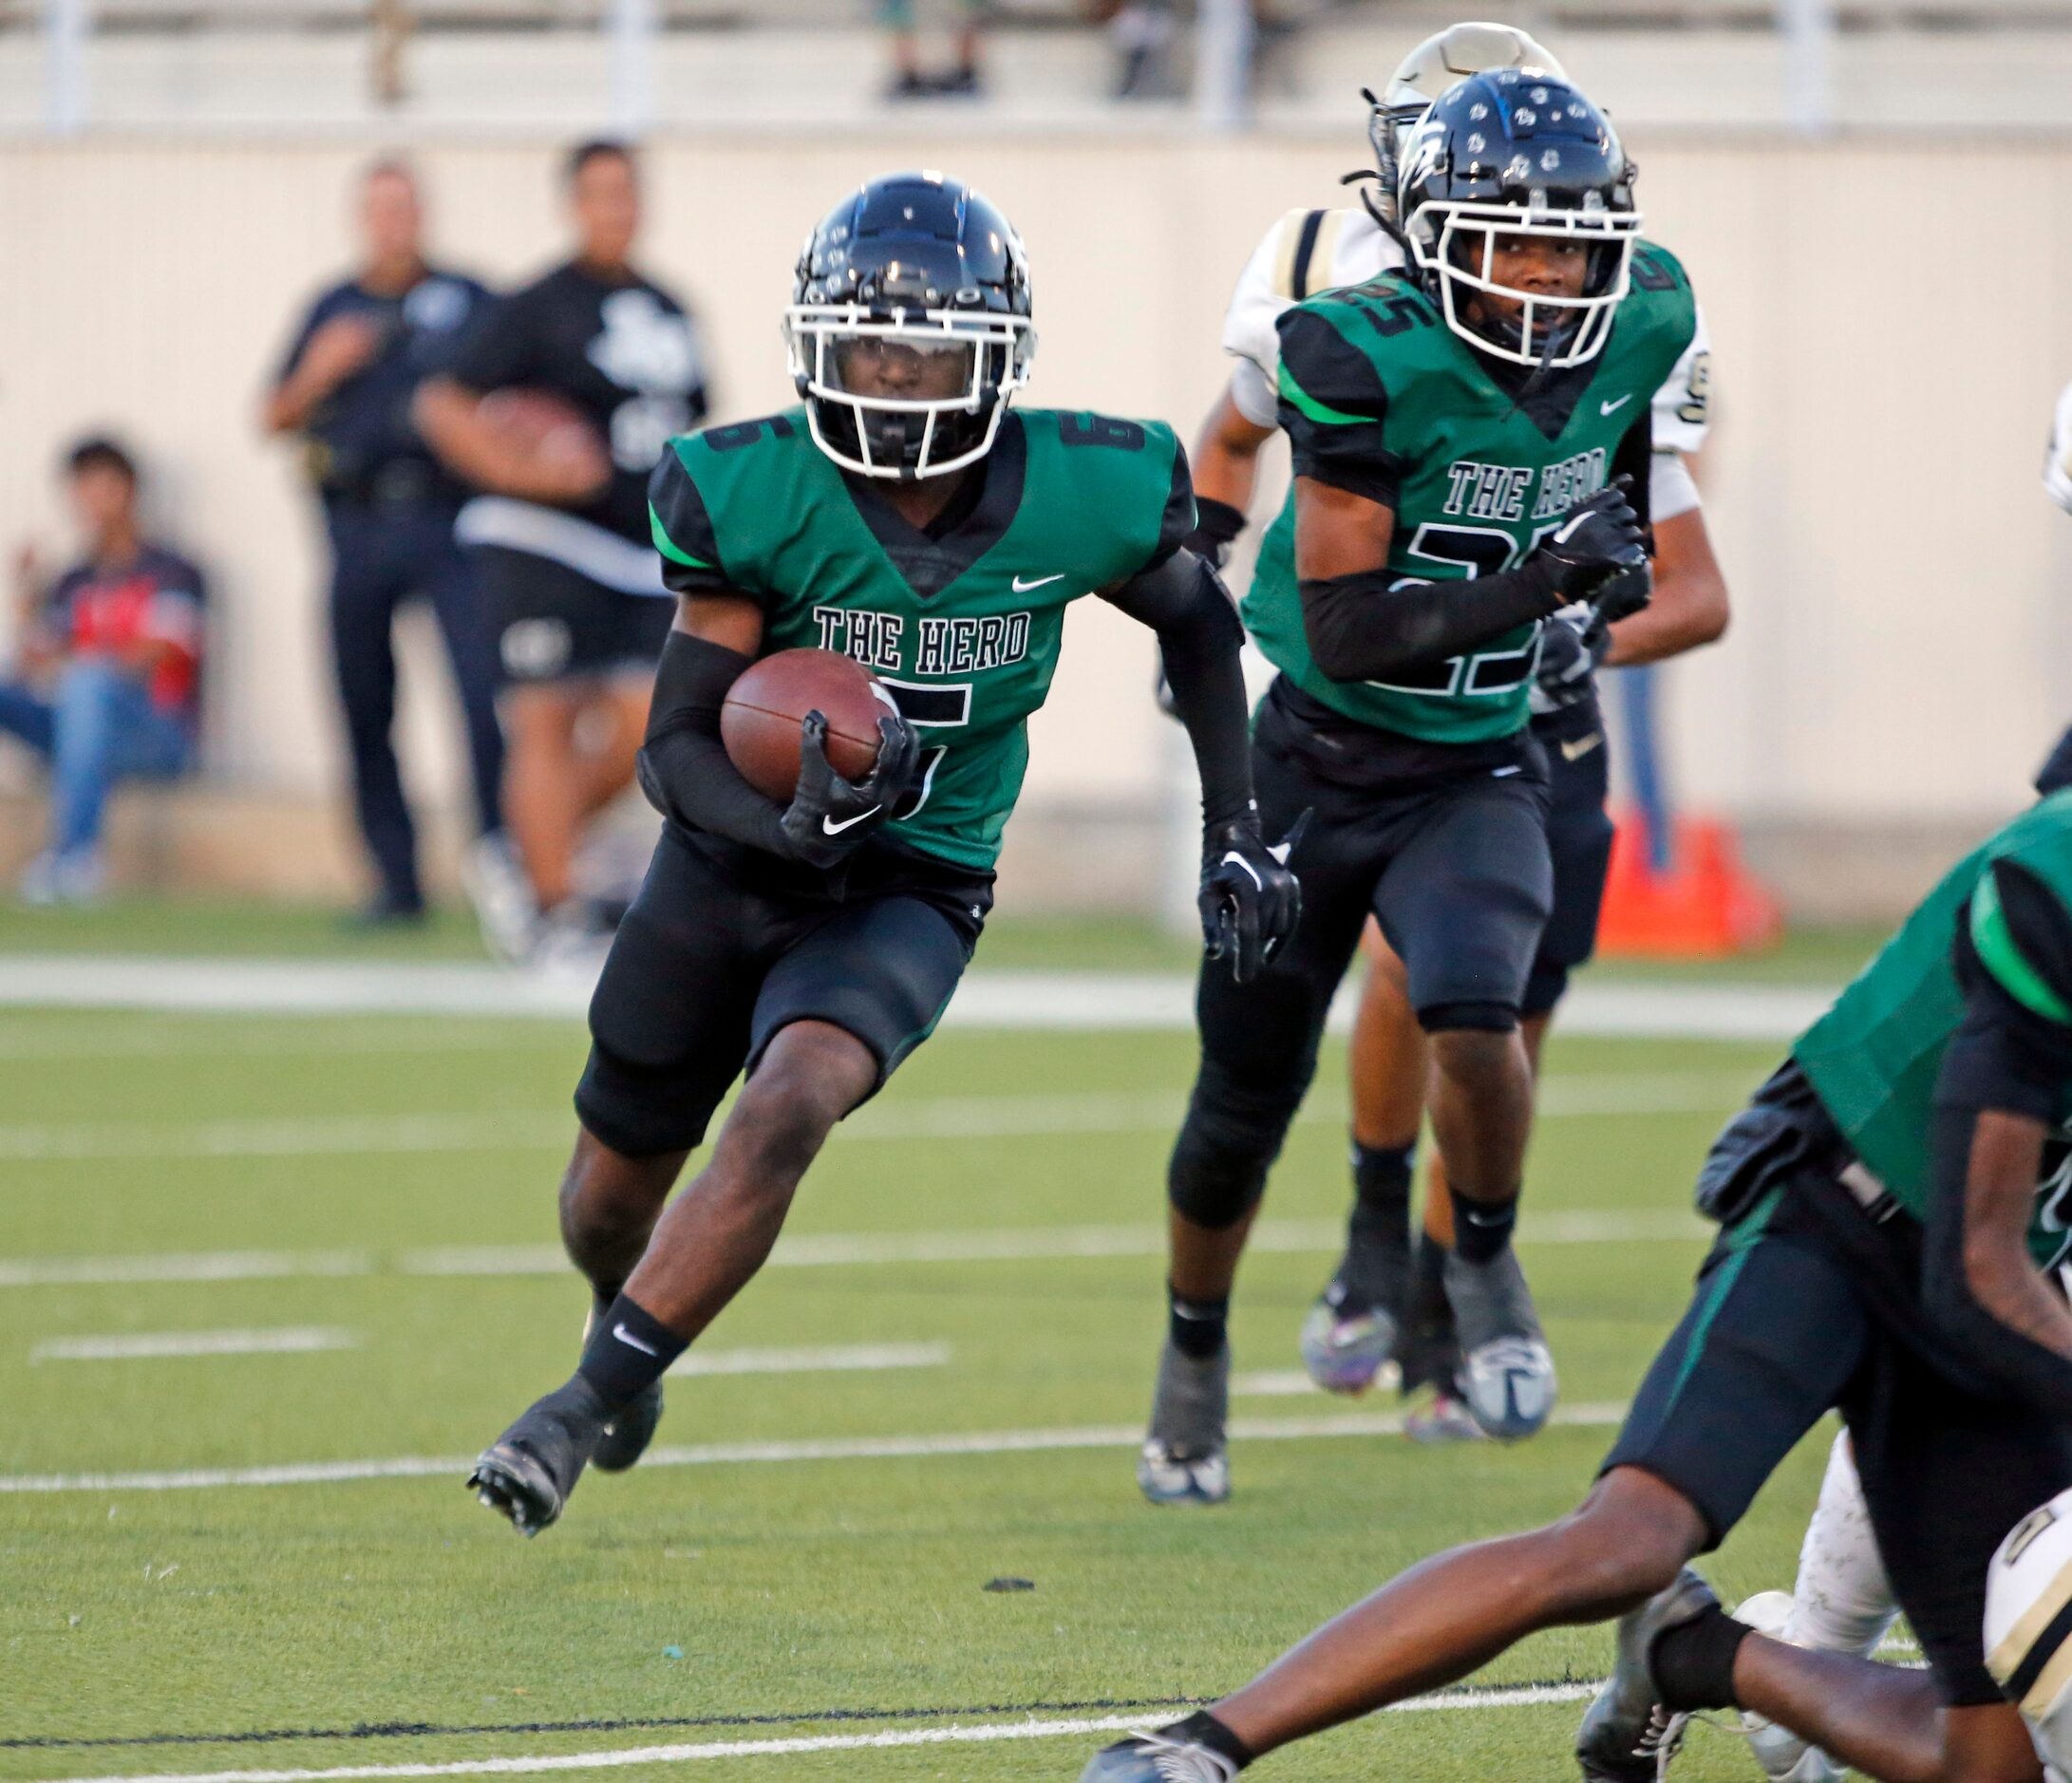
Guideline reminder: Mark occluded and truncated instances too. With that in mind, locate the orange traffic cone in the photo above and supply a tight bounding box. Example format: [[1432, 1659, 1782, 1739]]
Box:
[[1595, 808, 1783, 959]]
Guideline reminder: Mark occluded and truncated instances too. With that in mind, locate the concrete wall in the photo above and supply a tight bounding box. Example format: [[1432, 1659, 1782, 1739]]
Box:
[[2, 132, 2069, 906]]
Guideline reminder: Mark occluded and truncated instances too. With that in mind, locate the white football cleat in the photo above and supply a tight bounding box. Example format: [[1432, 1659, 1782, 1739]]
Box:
[[1444, 1247, 1556, 1441]]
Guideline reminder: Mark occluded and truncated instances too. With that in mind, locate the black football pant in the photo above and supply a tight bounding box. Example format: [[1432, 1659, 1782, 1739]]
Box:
[[325, 503, 504, 909], [1171, 734, 1553, 1231]]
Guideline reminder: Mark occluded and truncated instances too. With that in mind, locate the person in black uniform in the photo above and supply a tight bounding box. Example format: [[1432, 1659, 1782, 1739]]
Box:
[[265, 158, 503, 927], [415, 140, 708, 964]]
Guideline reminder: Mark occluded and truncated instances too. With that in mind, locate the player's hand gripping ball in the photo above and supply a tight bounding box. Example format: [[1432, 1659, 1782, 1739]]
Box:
[[722, 648, 919, 868]]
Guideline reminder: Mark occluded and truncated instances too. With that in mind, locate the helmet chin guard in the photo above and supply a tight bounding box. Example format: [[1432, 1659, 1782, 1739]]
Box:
[[786, 172, 1036, 482], [1396, 70, 1641, 370]]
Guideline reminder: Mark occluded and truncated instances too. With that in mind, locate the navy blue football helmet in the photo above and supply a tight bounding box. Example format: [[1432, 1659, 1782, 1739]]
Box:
[[1396, 70, 1640, 368], [784, 171, 1035, 480]]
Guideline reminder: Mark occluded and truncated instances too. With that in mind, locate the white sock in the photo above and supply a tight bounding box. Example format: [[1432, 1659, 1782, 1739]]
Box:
[[1785, 1430, 1900, 1658]]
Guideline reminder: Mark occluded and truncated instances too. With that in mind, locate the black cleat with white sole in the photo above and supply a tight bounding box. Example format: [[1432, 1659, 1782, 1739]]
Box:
[[468, 1377, 609, 1537], [1575, 1567, 1721, 1781]]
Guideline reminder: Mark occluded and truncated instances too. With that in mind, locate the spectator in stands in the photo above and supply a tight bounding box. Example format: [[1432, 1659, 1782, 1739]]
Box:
[[264, 158, 506, 929], [0, 439, 205, 906], [882, 0, 985, 98]]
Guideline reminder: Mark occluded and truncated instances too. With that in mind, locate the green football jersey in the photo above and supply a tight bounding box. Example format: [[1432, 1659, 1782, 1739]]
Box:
[[649, 406, 1190, 873], [1245, 244, 1699, 745], [1794, 792, 2072, 1267]]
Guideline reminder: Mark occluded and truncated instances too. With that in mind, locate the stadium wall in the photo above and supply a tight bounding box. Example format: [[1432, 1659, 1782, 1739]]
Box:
[[1, 133, 2067, 913]]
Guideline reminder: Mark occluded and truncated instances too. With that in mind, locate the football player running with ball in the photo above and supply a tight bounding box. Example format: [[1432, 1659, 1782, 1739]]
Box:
[[1184, 22, 1728, 1445], [1088, 790, 2072, 1783], [1138, 67, 1697, 1504], [466, 172, 1298, 1536]]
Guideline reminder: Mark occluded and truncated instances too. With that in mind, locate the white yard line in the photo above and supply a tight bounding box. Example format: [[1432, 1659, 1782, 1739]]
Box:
[[0, 953, 1834, 1041], [30, 1327, 356, 1362], [20, 1682, 1603, 1783], [0, 1210, 1707, 1290], [669, 1342, 951, 1378], [0, 1402, 1630, 1495], [1233, 1368, 1334, 1398], [0, 1071, 1753, 1166]]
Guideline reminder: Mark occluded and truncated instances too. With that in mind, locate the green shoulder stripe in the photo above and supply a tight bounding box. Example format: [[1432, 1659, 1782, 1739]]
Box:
[[1971, 867, 2072, 1025], [650, 508, 708, 569], [1276, 358, 1368, 427]]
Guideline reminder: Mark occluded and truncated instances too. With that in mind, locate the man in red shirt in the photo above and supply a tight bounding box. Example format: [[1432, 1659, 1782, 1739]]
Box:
[[0, 439, 204, 903]]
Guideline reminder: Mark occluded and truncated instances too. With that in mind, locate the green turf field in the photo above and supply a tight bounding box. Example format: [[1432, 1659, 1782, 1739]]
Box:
[[0, 990, 1875, 1781]]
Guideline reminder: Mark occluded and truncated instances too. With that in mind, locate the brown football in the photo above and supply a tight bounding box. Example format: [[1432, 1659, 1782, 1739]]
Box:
[[722, 648, 890, 801]]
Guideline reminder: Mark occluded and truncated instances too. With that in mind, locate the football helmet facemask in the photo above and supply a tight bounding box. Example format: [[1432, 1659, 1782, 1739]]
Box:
[[1365, 22, 1568, 230], [784, 171, 1035, 481], [1398, 70, 1641, 370]]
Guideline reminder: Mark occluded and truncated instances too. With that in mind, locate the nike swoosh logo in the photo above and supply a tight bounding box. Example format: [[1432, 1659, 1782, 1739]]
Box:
[[612, 1322, 658, 1356], [1461, 1208, 1512, 1226], [1599, 395, 1633, 416], [822, 806, 883, 835], [1221, 850, 1263, 892], [1560, 731, 1604, 762], [1012, 573, 1064, 592], [1491, 764, 1522, 778]]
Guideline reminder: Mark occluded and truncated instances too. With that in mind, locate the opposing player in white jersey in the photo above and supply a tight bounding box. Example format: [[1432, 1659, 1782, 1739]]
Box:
[[1179, 22, 1731, 1440]]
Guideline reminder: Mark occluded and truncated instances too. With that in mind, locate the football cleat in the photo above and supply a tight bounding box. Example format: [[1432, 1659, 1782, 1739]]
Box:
[[1575, 1567, 1720, 1781], [460, 831, 538, 966], [1403, 1387, 1488, 1445], [1080, 1732, 1242, 1783], [1138, 1337, 1230, 1506], [467, 1377, 608, 1537], [1299, 1212, 1412, 1395], [1444, 1245, 1556, 1441], [1733, 1591, 1846, 1783]]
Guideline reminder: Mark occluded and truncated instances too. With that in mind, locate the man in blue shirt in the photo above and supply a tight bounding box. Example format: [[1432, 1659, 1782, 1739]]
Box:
[[265, 159, 505, 926]]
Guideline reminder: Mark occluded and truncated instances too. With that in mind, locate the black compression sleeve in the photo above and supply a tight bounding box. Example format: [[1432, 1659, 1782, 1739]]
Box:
[[1300, 556, 1564, 683], [635, 628, 790, 856], [1104, 551, 1254, 829]]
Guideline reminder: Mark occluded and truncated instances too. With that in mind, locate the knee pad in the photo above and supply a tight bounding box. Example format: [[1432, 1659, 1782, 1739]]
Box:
[[1418, 999, 1519, 1036], [1167, 1059, 1307, 1229]]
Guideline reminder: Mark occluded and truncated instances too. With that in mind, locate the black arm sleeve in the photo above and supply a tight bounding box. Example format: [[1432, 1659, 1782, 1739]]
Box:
[[1919, 912, 2072, 1417], [1274, 310, 1403, 507], [635, 628, 789, 855], [1300, 557, 1564, 684], [1103, 550, 1254, 830]]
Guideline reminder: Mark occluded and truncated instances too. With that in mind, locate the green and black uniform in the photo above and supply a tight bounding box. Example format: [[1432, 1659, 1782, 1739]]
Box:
[[1606, 793, 2072, 1705], [1172, 256, 1697, 1214], [575, 406, 1193, 1156]]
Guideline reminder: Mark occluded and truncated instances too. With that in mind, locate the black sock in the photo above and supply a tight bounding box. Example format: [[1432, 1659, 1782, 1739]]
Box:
[[1168, 1283, 1230, 1360], [1651, 1604, 1751, 1712], [1349, 1139, 1414, 1242], [1448, 1186, 1518, 1265], [1159, 1710, 1252, 1769], [575, 1292, 687, 1410]]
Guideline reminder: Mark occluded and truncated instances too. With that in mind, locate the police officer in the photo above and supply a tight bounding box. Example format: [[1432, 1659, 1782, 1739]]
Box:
[[265, 157, 504, 926]]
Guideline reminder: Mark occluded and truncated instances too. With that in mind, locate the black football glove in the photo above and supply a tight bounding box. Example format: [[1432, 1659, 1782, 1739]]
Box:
[[1197, 808, 1307, 984], [776, 709, 919, 870], [1533, 610, 1612, 711], [1531, 474, 1648, 604], [1586, 555, 1653, 625]]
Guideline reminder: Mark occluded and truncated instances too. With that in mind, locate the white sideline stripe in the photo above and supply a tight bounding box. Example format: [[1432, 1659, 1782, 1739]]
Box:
[[0, 1402, 1630, 1494], [0, 1023, 573, 1061], [669, 1342, 950, 1378], [0, 1210, 1708, 1289], [0, 952, 1835, 1041], [0, 1072, 1754, 1166], [30, 1326, 355, 1362], [19, 1682, 1604, 1783], [1234, 1368, 1337, 1398]]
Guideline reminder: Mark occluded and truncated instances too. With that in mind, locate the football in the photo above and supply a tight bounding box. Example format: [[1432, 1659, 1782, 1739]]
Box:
[[477, 387, 610, 490], [722, 648, 892, 801]]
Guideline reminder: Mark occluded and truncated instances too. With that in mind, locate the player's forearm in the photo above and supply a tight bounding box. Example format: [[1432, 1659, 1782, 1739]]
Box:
[[1105, 552, 1254, 828], [636, 628, 789, 856], [1300, 559, 1563, 683], [1191, 387, 1274, 516], [262, 365, 337, 437], [412, 380, 539, 497], [1605, 508, 1728, 666]]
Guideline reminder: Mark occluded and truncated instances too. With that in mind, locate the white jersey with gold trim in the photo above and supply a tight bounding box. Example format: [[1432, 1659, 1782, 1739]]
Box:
[[1220, 203, 1713, 519]]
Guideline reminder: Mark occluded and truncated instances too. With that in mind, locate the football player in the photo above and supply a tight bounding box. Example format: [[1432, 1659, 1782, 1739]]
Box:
[[465, 171, 1299, 1536], [1087, 788, 2072, 1783], [1189, 22, 1728, 1434], [1137, 66, 1699, 1505]]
